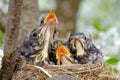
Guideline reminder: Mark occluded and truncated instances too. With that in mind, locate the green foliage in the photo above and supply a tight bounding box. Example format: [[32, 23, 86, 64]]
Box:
[[105, 57, 119, 65], [0, 30, 4, 46], [105, 57, 119, 74], [93, 19, 110, 32], [3, 0, 8, 4], [113, 68, 119, 74]]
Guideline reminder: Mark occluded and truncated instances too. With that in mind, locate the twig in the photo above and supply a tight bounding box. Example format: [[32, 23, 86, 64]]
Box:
[[34, 65, 52, 78], [0, 0, 23, 79]]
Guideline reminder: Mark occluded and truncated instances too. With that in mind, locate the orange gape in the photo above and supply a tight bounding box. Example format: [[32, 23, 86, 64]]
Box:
[[44, 8, 58, 24], [56, 42, 71, 59]]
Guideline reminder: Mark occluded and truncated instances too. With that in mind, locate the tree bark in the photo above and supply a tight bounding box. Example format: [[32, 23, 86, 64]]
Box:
[[56, 0, 81, 37], [0, 0, 23, 80]]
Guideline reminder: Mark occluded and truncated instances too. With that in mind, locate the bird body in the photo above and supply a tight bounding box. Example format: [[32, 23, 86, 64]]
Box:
[[68, 32, 103, 64], [19, 9, 103, 66], [54, 42, 74, 65], [19, 9, 58, 66]]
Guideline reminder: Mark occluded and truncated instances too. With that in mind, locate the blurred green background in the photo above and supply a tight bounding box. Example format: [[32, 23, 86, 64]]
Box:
[[0, 0, 120, 77]]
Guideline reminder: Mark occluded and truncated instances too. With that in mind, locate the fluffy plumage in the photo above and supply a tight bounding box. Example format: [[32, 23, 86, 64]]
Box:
[[68, 32, 103, 64]]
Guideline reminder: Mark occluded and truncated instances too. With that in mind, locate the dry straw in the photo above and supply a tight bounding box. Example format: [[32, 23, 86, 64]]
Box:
[[11, 57, 117, 80]]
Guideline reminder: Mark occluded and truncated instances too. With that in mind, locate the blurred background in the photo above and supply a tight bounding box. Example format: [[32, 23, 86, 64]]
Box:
[[0, 0, 120, 77]]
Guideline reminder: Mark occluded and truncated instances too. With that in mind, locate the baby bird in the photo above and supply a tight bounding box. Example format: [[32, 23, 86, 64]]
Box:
[[19, 9, 58, 66], [68, 32, 103, 64], [56, 42, 74, 65], [49, 40, 74, 65]]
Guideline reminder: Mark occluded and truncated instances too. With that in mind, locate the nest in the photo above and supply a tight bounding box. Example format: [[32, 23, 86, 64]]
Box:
[[11, 58, 117, 80]]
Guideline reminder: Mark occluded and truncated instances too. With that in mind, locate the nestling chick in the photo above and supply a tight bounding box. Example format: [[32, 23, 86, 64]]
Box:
[[68, 32, 103, 64], [55, 42, 74, 65], [19, 9, 58, 66]]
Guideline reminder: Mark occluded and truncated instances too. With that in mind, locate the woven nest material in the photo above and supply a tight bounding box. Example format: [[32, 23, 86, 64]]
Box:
[[11, 59, 117, 80]]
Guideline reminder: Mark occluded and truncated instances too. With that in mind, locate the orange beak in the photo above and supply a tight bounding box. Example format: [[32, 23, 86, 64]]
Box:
[[56, 42, 71, 59], [44, 8, 58, 24]]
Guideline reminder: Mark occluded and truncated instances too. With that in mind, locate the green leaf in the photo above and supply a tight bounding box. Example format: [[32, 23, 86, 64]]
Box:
[[93, 19, 110, 32], [105, 58, 119, 64], [93, 20, 101, 31], [113, 68, 119, 74], [0, 30, 4, 46]]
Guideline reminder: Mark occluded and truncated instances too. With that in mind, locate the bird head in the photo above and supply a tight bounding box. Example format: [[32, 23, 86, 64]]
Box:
[[29, 26, 48, 53], [56, 42, 73, 65], [56, 42, 71, 59], [29, 8, 58, 51], [68, 32, 93, 57], [69, 33, 93, 50], [69, 33, 86, 50]]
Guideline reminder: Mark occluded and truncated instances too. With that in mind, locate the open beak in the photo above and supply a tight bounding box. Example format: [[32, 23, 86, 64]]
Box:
[[40, 9, 58, 45], [56, 42, 71, 59], [56, 42, 74, 65], [44, 8, 58, 25], [39, 9, 58, 37]]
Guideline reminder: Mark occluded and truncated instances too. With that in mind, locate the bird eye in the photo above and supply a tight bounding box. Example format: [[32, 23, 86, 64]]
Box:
[[84, 36, 86, 40], [32, 32, 37, 37]]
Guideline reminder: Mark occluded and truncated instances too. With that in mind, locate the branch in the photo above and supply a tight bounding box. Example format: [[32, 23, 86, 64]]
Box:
[[0, 0, 23, 79], [34, 65, 52, 78]]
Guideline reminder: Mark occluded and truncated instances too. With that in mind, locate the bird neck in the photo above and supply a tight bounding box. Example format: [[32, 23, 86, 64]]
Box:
[[42, 28, 50, 54]]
